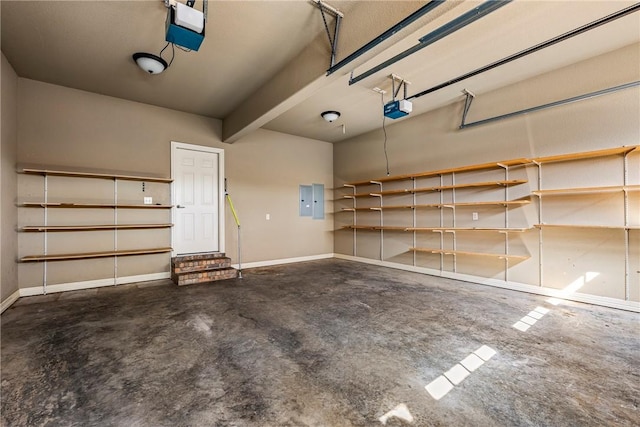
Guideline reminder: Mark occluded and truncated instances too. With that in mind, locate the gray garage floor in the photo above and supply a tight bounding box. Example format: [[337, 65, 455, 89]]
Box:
[[1, 259, 639, 426]]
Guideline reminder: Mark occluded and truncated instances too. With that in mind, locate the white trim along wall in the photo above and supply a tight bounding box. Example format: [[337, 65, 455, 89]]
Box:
[[334, 254, 640, 313]]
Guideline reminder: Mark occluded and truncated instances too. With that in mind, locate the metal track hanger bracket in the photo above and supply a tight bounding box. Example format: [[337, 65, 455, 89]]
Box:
[[311, 0, 343, 68], [390, 74, 411, 102], [459, 89, 476, 128]]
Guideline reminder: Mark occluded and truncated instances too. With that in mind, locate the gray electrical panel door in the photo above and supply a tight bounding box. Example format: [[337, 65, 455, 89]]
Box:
[[312, 183, 324, 220], [299, 185, 313, 216]]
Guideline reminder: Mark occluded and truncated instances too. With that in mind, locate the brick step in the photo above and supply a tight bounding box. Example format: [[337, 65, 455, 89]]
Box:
[[172, 252, 227, 263], [172, 256, 231, 274], [172, 267, 238, 286]]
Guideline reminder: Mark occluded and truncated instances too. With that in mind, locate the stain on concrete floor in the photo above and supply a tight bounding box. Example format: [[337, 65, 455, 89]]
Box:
[[1, 259, 639, 426]]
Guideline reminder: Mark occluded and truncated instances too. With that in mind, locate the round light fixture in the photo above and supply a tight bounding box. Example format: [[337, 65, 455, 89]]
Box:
[[321, 111, 341, 122], [132, 52, 168, 75]]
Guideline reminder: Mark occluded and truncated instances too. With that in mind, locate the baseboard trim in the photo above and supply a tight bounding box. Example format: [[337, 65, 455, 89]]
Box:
[[334, 254, 640, 313], [232, 253, 334, 270], [19, 272, 172, 297], [1, 289, 21, 313]]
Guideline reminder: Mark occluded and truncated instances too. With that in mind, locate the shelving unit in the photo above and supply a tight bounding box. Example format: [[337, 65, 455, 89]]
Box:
[[531, 145, 639, 299], [339, 158, 531, 279], [337, 145, 639, 304], [18, 167, 174, 293]]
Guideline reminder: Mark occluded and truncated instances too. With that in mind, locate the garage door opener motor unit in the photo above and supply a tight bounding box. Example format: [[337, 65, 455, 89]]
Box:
[[166, 1, 205, 51], [383, 75, 412, 119]]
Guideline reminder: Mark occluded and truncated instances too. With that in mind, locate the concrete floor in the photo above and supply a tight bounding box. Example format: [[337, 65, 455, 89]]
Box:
[[1, 259, 639, 426]]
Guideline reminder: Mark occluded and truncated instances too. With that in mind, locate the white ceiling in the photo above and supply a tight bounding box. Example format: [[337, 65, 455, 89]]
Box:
[[2, 1, 639, 143]]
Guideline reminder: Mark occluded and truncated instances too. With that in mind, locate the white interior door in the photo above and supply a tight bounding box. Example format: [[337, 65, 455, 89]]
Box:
[[172, 142, 225, 255]]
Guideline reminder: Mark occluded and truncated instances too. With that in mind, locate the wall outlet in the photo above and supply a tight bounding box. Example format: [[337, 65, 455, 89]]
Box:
[[144, 197, 153, 205], [266, 213, 270, 220], [472, 212, 479, 221]]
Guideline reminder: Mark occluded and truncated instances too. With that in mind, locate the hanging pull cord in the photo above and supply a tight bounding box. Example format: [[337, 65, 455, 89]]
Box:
[[380, 92, 390, 176], [159, 42, 176, 67]]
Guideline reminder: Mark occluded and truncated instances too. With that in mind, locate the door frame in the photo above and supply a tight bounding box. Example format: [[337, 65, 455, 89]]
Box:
[[171, 141, 225, 256]]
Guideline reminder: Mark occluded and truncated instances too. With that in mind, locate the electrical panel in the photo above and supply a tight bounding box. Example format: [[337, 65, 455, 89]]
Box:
[[299, 185, 313, 217], [312, 183, 324, 220], [299, 184, 324, 219]]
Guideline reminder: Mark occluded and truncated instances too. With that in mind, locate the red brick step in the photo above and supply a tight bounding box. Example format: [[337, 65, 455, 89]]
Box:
[[171, 252, 237, 286]]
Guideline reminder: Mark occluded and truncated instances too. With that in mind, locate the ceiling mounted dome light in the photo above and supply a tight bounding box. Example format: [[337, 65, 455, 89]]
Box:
[[321, 111, 341, 122], [132, 52, 169, 75]]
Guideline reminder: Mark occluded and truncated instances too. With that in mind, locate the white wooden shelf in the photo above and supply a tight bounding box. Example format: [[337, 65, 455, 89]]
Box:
[[410, 247, 529, 261], [345, 159, 530, 186], [344, 179, 527, 197], [22, 224, 173, 232], [407, 227, 529, 233], [535, 224, 640, 230], [343, 225, 529, 232], [340, 200, 529, 212], [532, 185, 640, 196], [342, 225, 408, 231], [22, 202, 173, 209], [21, 247, 173, 262], [531, 145, 638, 164], [20, 168, 172, 183]]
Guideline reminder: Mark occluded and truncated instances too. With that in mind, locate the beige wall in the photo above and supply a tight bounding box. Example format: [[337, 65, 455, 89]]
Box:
[[334, 43, 640, 304], [16, 79, 333, 289], [1, 52, 19, 303]]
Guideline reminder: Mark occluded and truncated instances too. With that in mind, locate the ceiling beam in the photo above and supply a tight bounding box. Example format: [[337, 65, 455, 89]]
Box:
[[221, 1, 466, 143]]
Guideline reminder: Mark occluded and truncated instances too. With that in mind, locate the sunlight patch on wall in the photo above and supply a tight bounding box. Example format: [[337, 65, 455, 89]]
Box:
[[547, 272, 600, 306]]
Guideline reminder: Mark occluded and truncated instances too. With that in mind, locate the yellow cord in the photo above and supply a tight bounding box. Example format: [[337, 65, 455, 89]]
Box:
[[226, 194, 240, 226]]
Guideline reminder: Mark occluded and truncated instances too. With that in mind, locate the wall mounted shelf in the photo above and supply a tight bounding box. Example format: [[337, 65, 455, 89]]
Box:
[[534, 224, 640, 230], [21, 248, 173, 262], [342, 200, 530, 211], [337, 145, 639, 295], [22, 224, 173, 232], [18, 167, 173, 292], [344, 179, 528, 197], [531, 145, 639, 300], [410, 247, 530, 261], [22, 202, 173, 209], [339, 158, 530, 272], [21, 168, 172, 183], [345, 159, 530, 186]]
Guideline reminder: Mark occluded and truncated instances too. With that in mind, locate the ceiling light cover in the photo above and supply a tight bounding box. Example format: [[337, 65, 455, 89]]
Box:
[[321, 111, 341, 122], [133, 52, 168, 74]]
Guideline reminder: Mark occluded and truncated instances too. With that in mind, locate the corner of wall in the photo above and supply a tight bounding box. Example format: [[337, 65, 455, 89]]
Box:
[[1, 52, 20, 309]]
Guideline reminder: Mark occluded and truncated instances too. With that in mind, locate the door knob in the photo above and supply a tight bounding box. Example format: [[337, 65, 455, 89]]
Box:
[[177, 205, 186, 209]]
